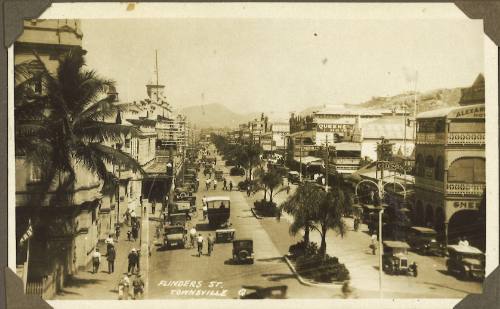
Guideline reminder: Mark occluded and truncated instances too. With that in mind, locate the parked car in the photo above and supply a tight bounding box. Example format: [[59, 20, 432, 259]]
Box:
[[446, 245, 485, 281], [163, 225, 187, 249], [407, 226, 445, 256], [287, 171, 300, 184], [382, 241, 414, 276], [232, 239, 254, 264], [230, 167, 245, 176]]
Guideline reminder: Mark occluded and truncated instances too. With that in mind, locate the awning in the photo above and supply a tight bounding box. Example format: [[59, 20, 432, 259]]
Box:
[[293, 156, 324, 166]]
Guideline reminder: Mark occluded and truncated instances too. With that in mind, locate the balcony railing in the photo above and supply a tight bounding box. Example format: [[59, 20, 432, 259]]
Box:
[[416, 133, 445, 144], [331, 157, 361, 165], [447, 132, 485, 145], [446, 182, 485, 196]]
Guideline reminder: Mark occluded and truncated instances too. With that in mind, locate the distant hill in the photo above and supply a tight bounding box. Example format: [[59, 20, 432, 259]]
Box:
[[348, 88, 463, 114], [179, 103, 259, 128]]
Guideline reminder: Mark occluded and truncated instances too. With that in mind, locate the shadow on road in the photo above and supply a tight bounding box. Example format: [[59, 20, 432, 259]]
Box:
[[256, 257, 283, 263], [63, 276, 105, 288], [422, 280, 476, 294], [261, 273, 296, 282]]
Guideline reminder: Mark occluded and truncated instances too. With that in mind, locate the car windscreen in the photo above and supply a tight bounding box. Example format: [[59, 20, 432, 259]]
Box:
[[166, 227, 184, 234], [207, 200, 230, 209]]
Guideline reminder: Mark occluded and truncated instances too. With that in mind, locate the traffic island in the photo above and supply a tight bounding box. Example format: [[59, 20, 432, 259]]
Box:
[[284, 241, 350, 288]]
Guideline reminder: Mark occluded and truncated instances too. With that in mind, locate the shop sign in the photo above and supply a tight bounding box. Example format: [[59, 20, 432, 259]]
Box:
[[317, 123, 353, 133], [448, 200, 481, 210]]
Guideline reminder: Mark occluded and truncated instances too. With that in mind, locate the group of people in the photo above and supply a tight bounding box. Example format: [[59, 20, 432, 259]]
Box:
[[91, 234, 117, 274], [458, 237, 470, 246], [188, 226, 215, 257], [221, 178, 233, 191], [118, 272, 144, 300], [127, 219, 140, 242]]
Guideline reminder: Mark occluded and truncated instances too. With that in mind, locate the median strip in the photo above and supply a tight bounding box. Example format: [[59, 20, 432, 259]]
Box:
[[283, 255, 344, 289]]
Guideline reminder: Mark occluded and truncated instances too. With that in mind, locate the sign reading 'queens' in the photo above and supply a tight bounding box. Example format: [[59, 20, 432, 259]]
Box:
[[317, 123, 353, 132]]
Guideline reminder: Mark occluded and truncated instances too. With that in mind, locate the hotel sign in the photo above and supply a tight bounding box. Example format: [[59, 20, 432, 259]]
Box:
[[451, 106, 485, 119], [447, 200, 481, 210], [376, 160, 412, 173], [317, 123, 353, 133]]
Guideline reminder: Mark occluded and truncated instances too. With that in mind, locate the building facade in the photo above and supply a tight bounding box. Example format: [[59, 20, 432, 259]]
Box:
[[413, 75, 485, 248]]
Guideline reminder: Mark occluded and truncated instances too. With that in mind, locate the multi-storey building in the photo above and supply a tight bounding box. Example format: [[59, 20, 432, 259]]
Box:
[[413, 74, 485, 248], [14, 19, 104, 298]]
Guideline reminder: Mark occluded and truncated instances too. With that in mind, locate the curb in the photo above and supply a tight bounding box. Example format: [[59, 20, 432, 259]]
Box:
[[250, 208, 263, 219], [283, 255, 344, 289]]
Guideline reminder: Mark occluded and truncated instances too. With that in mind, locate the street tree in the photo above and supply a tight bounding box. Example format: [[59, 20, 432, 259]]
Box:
[[254, 167, 285, 204], [312, 188, 351, 257], [15, 48, 143, 217], [280, 182, 322, 247]]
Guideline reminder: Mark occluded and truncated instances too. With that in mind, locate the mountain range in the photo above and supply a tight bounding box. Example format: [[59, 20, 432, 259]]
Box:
[[179, 87, 464, 128]]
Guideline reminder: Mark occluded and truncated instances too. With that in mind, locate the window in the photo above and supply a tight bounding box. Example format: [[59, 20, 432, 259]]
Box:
[[425, 155, 435, 178], [30, 164, 42, 182], [435, 156, 444, 181], [448, 158, 486, 183]]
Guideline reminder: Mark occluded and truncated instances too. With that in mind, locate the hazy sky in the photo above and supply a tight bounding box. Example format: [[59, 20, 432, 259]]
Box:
[[82, 19, 483, 118]]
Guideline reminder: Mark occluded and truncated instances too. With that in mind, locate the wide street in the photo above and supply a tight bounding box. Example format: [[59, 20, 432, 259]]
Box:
[[148, 147, 482, 299]]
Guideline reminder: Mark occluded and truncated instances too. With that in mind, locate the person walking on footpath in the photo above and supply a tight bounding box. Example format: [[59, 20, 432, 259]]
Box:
[[370, 234, 377, 255], [246, 184, 251, 197], [152, 200, 156, 214], [115, 224, 121, 242], [213, 179, 218, 190], [205, 178, 211, 191], [132, 273, 145, 300], [189, 226, 197, 248], [107, 246, 116, 274], [197, 233, 204, 257], [105, 234, 114, 252], [118, 274, 131, 300], [127, 230, 132, 241], [207, 233, 214, 256], [223, 178, 227, 191], [91, 248, 101, 274], [229, 181, 233, 191], [128, 248, 139, 274]]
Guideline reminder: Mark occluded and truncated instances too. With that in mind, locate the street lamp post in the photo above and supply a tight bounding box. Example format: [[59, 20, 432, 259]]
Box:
[[379, 208, 384, 299]]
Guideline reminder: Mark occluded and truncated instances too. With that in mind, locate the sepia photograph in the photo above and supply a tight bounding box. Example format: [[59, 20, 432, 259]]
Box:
[[8, 3, 497, 306]]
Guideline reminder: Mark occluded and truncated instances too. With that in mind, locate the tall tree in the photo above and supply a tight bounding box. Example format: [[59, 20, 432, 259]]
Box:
[[15, 48, 144, 218], [312, 188, 351, 257], [280, 182, 322, 246]]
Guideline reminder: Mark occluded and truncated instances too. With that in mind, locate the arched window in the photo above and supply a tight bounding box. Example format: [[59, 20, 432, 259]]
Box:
[[448, 157, 485, 184], [435, 156, 444, 181]]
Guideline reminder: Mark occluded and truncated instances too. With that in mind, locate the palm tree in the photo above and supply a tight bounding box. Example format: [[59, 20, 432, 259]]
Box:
[[280, 182, 322, 246], [15, 48, 143, 217], [254, 167, 285, 204], [312, 188, 351, 257]]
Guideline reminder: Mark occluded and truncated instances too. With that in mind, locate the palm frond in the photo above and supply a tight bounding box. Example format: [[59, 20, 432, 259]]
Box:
[[74, 121, 138, 143]]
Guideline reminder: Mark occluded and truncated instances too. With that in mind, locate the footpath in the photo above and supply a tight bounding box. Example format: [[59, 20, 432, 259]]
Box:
[[55, 206, 152, 300]]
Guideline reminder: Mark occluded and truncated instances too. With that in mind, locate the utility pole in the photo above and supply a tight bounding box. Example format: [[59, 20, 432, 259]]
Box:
[[299, 133, 303, 183], [325, 135, 329, 191], [379, 208, 384, 299]]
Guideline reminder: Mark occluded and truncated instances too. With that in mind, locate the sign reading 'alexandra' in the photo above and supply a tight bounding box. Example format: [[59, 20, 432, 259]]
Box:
[[452, 106, 485, 118]]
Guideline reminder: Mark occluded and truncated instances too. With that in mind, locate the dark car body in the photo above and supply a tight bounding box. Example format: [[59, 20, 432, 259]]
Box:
[[446, 245, 485, 281], [232, 239, 254, 264]]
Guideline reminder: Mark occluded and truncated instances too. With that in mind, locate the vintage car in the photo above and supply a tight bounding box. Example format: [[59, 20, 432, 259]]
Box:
[[287, 171, 300, 184], [232, 239, 254, 264], [446, 245, 485, 281], [407, 226, 445, 256], [215, 228, 235, 243], [206, 196, 231, 227], [215, 170, 224, 181], [163, 224, 187, 248], [382, 241, 413, 276]]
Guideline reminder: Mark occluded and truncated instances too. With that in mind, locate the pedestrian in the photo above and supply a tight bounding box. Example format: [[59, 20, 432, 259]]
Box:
[[91, 248, 101, 274], [118, 274, 131, 300], [213, 179, 218, 190], [207, 233, 214, 256], [105, 234, 114, 252], [246, 185, 251, 197], [370, 234, 377, 255], [206, 179, 211, 191], [115, 224, 121, 241], [127, 230, 132, 241], [223, 178, 227, 190], [107, 246, 116, 274], [463, 237, 470, 246], [286, 185, 290, 194], [229, 181, 233, 191], [152, 200, 156, 214], [132, 273, 145, 300], [189, 226, 197, 248], [132, 225, 138, 241], [197, 233, 204, 257], [203, 203, 208, 220], [128, 248, 138, 274]]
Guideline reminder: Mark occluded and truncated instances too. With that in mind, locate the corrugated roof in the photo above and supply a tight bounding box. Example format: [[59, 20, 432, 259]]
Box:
[[362, 118, 414, 140]]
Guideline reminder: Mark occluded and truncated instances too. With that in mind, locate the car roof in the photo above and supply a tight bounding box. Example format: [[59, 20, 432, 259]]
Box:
[[447, 245, 483, 254], [410, 226, 437, 234], [383, 241, 410, 249], [205, 196, 231, 202]]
